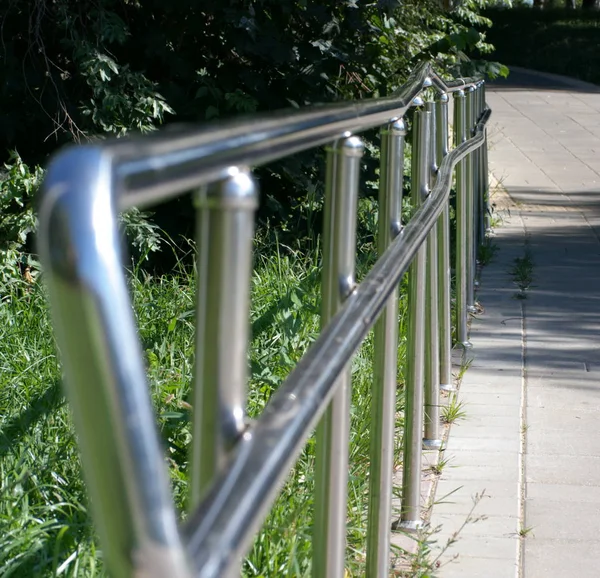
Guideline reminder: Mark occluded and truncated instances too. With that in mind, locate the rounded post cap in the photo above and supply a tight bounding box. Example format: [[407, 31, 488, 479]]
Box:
[[195, 166, 259, 210], [339, 135, 365, 157], [390, 118, 407, 136]]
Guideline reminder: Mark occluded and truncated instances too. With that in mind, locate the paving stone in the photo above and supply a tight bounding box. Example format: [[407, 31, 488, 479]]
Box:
[[440, 463, 519, 483], [438, 557, 518, 578], [430, 70, 600, 577], [431, 534, 520, 561], [435, 480, 519, 504], [459, 369, 522, 392], [445, 436, 520, 454], [458, 384, 522, 400], [434, 491, 519, 518], [447, 423, 521, 442], [524, 540, 600, 578], [527, 483, 600, 502], [525, 454, 600, 486], [527, 427, 600, 457], [441, 449, 519, 469], [456, 414, 522, 429], [433, 512, 519, 539], [524, 498, 600, 543], [526, 385, 600, 412], [459, 392, 522, 408], [526, 407, 600, 431]]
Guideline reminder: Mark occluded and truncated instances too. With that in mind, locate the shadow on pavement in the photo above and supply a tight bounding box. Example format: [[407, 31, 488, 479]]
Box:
[[476, 182, 600, 397]]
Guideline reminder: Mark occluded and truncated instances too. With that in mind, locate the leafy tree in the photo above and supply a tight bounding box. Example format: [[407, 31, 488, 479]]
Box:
[[0, 0, 504, 272]]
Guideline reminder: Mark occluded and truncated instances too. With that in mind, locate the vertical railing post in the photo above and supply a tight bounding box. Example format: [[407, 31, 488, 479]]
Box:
[[190, 168, 259, 511], [314, 136, 363, 578], [423, 100, 441, 449], [481, 81, 491, 233], [472, 85, 481, 261], [38, 149, 192, 578], [400, 106, 431, 529], [366, 119, 405, 577], [476, 82, 485, 247], [465, 86, 477, 313], [454, 90, 471, 349], [435, 92, 454, 391]]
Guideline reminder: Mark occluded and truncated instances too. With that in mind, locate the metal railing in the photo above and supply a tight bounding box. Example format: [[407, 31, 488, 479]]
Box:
[[37, 62, 490, 578]]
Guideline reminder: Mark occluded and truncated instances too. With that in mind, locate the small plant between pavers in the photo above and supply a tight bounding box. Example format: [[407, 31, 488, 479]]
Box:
[[441, 394, 467, 425], [478, 240, 499, 266], [390, 491, 488, 577], [511, 250, 534, 299], [518, 526, 534, 538], [427, 454, 454, 477], [452, 356, 472, 383]]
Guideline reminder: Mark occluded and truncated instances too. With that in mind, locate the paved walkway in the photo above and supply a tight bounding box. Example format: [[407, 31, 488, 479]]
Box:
[[430, 69, 600, 577]]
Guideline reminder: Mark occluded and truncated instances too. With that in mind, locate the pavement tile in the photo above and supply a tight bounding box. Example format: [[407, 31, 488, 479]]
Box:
[[524, 498, 600, 542], [445, 436, 520, 454], [431, 71, 600, 577], [437, 557, 518, 578], [526, 483, 600, 502], [447, 423, 521, 442], [524, 540, 600, 578], [525, 454, 600, 486], [432, 534, 520, 561]]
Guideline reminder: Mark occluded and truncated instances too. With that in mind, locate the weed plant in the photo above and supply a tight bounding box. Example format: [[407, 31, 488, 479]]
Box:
[[0, 198, 414, 576]]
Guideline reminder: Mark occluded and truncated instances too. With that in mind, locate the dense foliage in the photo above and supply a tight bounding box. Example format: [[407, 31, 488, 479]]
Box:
[[1, 0, 506, 275], [484, 5, 600, 83], [0, 2, 508, 575]]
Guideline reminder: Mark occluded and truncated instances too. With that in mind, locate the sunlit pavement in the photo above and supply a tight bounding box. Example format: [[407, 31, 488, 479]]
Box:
[[430, 68, 600, 578]]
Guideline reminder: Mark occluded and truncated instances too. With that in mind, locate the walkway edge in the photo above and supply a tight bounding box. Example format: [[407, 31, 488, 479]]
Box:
[[428, 176, 527, 577]]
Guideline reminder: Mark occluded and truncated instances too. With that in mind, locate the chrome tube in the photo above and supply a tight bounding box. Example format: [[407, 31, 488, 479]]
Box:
[[80, 68, 483, 211], [366, 119, 405, 578], [435, 93, 454, 391], [454, 90, 471, 348], [465, 86, 477, 313], [399, 109, 430, 530], [472, 85, 481, 256], [38, 65, 491, 578], [430, 73, 483, 94], [114, 65, 432, 210], [37, 148, 192, 578], [483, 126, 490, 232], [423, 102, 441, 448], [482, 82, 491, 233], [190, 168, 258, 510], [174, 112, 493, 578], [423, 221, 441, 449], [314, 136, 363, 578], [476, 83, 486, 245]]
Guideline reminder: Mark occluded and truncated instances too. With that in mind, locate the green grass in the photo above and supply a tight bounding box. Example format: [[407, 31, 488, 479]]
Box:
[[0, 212, 415, 576], [0, 287, 98, 577], [477, 240, 498, 267], [441, 394, 467, 425], [510, 250, 534, 300]]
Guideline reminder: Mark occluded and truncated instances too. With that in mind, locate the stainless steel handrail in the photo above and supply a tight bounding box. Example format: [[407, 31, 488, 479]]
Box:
[[184, 110, 491, 578], [38, 61, 490, 578], [54, 64, 479, 211]]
